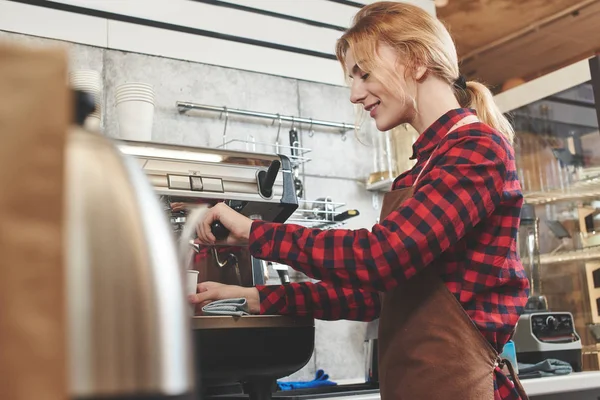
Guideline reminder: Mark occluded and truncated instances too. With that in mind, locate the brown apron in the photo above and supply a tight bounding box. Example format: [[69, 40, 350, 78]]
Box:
[[377, 137, 528, 400]]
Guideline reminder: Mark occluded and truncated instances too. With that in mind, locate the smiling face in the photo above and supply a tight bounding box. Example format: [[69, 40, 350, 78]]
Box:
[[345, 44, 417, 132]]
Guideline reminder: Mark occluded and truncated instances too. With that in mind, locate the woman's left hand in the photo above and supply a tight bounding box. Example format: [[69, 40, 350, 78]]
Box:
[[196, 202, 253, 246], [189, 281, 261, 314]]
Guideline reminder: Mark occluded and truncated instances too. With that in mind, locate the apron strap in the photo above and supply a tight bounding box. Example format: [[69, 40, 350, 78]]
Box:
[[413, 115, 479, 186], [499, 357, 529, 400]]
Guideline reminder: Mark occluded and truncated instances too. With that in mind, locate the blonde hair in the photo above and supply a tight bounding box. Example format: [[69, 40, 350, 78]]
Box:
[[335, 1, 515, 143]]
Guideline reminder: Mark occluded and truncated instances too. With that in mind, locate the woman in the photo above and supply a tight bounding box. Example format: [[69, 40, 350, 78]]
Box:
[[190, 2, 530, 399]]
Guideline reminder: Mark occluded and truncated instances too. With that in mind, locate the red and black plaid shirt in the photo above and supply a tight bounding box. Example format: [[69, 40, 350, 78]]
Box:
[[249, 108, 530, 400]]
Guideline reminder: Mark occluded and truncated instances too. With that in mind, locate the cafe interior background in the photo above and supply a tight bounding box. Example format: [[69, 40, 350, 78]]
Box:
[[1, 0, 600, 399]]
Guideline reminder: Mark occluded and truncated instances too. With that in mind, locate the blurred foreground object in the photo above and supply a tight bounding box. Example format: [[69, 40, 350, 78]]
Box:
[[0, 42, 69, 400]]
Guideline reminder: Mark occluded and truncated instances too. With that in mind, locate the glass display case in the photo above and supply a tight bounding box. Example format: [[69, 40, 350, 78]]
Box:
[[496, 56, 600, 371]]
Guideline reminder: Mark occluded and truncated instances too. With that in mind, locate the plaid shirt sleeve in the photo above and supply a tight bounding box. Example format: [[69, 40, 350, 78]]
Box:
[[249, 131, 508, 292], [256, 282, 380, 321]]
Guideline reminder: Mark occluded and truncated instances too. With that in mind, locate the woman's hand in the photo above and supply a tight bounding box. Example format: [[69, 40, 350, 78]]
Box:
[[188, 281, 260, 314], [170, 202, 190, 212], [196, 202, 253, 246]]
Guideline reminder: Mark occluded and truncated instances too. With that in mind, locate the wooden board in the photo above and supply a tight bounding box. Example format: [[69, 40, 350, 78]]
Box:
[[438, 0, 600, 89]]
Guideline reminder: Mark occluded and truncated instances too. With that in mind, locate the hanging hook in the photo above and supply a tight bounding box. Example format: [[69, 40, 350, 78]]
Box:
[[221, 106, 229, 147], [275, 114, 283, 151], [308, 118, 314, 137], [341, 122, 347, 141], [291, 116, 295, 131]]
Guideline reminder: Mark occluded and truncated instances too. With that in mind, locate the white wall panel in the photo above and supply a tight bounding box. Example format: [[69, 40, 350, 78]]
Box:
[[228, 0, 358, 28], [0, 0, 107, 47], [107, 20, 345, 86], [50, 0, 343, 54], [354, 0, 436, 15]]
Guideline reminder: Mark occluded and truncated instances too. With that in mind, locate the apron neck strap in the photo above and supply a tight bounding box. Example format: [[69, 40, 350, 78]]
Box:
[[413, 115, 479, 186]]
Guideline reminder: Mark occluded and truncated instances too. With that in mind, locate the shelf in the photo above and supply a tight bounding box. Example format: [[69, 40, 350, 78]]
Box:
[[366, 178, 393, 192], [524, 171, 600, 205], [216, 138, 311, 167], [364, 170, 600, 203], [540, 246, 600, 265], [288, 198, 353, 230]]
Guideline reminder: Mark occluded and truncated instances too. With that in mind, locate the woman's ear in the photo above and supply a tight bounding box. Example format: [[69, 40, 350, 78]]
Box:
[[414, 65, 428, 82]]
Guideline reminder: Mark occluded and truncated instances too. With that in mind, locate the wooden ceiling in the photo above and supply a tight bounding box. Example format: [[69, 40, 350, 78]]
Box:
[[437, 0, 600, 92]]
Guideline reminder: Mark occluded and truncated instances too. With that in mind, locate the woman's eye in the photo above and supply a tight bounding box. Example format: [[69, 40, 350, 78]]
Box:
[[361, 73, 370, 81]]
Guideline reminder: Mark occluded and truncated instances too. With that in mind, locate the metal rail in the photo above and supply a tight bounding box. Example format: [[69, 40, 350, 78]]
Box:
[[176, 101, 357, 132]]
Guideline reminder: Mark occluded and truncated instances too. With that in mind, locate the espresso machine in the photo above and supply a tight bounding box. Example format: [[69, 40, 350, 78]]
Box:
[[118, 140, 316, 400]]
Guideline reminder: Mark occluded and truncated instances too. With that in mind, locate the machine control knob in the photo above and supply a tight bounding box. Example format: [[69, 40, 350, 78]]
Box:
[[546, 316, 558, 329]]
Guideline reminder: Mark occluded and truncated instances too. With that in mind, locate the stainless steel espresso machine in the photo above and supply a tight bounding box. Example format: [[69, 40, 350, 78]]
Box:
[[118, 140, 316, 400]]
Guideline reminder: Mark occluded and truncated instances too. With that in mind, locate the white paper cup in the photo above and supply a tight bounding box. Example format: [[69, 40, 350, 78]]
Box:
[[116, 92, 154, 100], [116, 85, 153, 91], [116, 99, 154, 141], [116, 83, 154, 93], [187, 270, 199, 295], [187, 270, 200, 316], [115, 93, 154, 101], [71, 76, 100, 81], [70, 69, 100, 75], [115, 86, 154, 93], [70, 72, 100, 83], [70, 71, 101, 89], [115, 95, 154, 104], [117, 82, 153, 88], [115, 92, 154, 100], [116, 84, 153, 90], [71, 79, 101, 85]]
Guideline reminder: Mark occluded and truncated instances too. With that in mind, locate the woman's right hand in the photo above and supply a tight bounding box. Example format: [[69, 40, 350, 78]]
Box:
[[188, 281, 261, 314]]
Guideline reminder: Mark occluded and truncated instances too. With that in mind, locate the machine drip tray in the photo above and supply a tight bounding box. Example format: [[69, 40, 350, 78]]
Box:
[[205, 383, 380, 399]]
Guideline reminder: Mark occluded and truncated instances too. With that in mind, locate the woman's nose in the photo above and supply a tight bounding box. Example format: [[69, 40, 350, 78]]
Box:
[[349, 83, 366, 104]]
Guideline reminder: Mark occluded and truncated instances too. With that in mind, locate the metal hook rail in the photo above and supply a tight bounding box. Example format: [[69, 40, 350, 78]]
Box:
[[177, 101, 357, 132]]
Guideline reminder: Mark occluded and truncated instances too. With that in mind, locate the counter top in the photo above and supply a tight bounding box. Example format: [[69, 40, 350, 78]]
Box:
[[521, 371, 600, 396], [325, 372, 600, 399]]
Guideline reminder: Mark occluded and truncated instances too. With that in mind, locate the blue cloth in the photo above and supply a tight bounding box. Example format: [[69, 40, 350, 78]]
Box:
[[277, 369, 337, 391], [518, 359, 572, 379], [201, 298, 249, 316]]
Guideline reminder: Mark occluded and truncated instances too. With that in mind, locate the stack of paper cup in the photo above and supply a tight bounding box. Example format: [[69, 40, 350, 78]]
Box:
[[70, 70, 102, 130], [115, 82, 155, 141]]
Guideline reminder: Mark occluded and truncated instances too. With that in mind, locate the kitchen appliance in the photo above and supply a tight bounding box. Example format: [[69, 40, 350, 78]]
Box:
[[66, 92, 195, 399], [118, 140, 299, 288], [118, 140, 316, 400], [518, 204, 548, 312], [515, 205, 584, 370], [364, 320, 379, 385], [513, 312, 582, 372], [513, 312, 583, 372]]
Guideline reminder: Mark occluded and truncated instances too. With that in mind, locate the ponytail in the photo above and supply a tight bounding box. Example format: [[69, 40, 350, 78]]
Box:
[[460, 81, 515, 144]]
